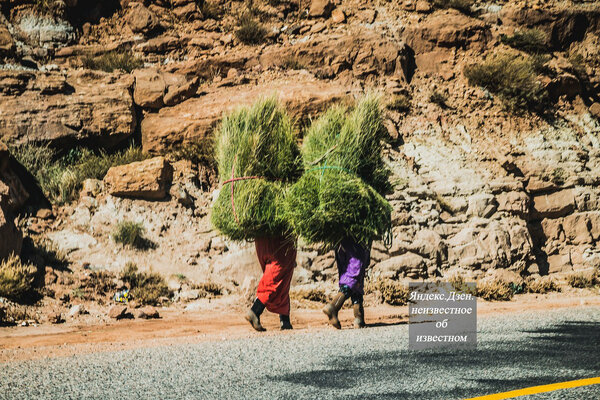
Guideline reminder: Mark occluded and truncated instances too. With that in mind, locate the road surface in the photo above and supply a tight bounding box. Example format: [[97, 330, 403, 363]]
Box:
[[1, 305, 599, 399]]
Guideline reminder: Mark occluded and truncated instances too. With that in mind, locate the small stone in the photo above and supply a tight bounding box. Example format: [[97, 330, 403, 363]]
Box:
[[136, 306, 160, 319], [331, 8, 345, 23], [68, 304, 86, 318], [589, 102, 600, 119], [48, 312, 64, 324], [108, 304, 130, 320], [36, 208, 53, 219]]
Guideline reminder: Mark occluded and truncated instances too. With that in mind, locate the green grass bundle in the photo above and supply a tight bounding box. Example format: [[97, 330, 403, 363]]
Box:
[[284, 95, 393, 247], [284, 169, 392, 247], [302, 95, 392, 195], [211, 98, 301, 240]]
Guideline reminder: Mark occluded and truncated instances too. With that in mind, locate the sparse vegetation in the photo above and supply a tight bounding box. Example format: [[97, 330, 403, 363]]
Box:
[[374, 279, 410, 306], [464, 52, 548, 113], [432, 0, 474, 14], [235, 13, 267, 45], [10, 144, 149, 205], [112, 221, 154, 250], [566, 272, 599, 289], [476, 279, 515, 301], [568, 52, 588, 80], [193, 282, 224, 297], [525, 277, 561, 294], [500, 29, 549, 54], [120, 263, 171, 305], [290, 287, 330, 303], [281, 56, 307, 71], [199, 0, 221, 20], [551, 167, 568, 186], [166, 138, 215, 169], [429, 90, 448, 107], [0, 254, 38, 302], [81, 50, 144, 73], [386, 94, 411, 113]]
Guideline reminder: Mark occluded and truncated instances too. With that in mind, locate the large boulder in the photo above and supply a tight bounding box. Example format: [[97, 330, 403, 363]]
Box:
[[133, 69, 199, 109], [141, 77, 349, 153], [0, 70, 136, 148], [532, 189, 576, 219], [104, 157, 173, 200], [260, 31, 415, 81], [403, 10, 491, 54], [13, 11, 76, 49], [124, 2, 159, 35]]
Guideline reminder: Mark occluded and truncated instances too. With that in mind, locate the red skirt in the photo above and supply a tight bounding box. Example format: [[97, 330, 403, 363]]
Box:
[[255, 237, 296, 316]]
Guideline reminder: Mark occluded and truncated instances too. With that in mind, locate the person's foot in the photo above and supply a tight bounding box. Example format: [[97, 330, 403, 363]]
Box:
[[245, 309, 266, 332], [322, 292, 348, 329], [353, 303, 366, 329], [279, 315, 293, 330]]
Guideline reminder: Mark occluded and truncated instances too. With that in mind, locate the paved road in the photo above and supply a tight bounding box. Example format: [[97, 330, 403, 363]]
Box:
[[1, 306, 599, 400]]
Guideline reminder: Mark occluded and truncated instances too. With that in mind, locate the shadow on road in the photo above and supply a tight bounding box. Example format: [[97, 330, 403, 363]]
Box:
[[271, 320, 600, 399]]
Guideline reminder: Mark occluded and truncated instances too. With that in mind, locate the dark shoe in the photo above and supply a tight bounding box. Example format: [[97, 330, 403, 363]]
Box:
[[322, 292, 348, 329], [280, 315, 293, 330], [353, 303, 366, 329], [245, 309, 266, 332]]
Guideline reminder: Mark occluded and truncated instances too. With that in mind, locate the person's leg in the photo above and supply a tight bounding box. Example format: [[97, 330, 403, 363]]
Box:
[[350, 291, 366, 328], [246, 297, 266, 332], [323, 285, 349, 329], [279, 314, 293, 330], [246, 238, 269, 332]]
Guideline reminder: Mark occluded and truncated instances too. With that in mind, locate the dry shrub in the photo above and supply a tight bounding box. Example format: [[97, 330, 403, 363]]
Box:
[[120, 263, 171, 305], [192, 282, 224, 298], [373, 279, 410, 306], [81, 50, 143, 73], [476, 279, 514, 301], [432, 0, 474, 14], [566, 272, 599, 289], [464, 52, 548, 113], [290, 287, 330, 303], [525, 276, 561, 294], [235, 13, 267, 45], [429, 90, 448, 107], [500, 29, 549, 54], [0, 254, 38, 302], [386, 94, 411, 113], [112, 221, 155, 250]]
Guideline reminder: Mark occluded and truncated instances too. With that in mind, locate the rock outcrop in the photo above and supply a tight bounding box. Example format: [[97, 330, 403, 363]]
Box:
[[141, 77, 349, 153], [104, 157, 173, 200], [0, 70, 136, 148]]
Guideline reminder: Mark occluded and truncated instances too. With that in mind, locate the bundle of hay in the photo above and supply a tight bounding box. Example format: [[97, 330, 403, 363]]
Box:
[[210, 98, 301, 241], [283, 95, 393, 248]]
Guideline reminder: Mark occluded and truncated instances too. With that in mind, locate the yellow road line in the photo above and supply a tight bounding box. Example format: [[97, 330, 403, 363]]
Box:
[[464, 376, 600, 400]]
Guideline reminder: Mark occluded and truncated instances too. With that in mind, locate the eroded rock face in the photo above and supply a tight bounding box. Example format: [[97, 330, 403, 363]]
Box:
[[141, 77, 349, 153], [133, 69, 199, 109], [0, 70, 136, 148], [13, 11, 76, 49], [104, 157, 174, 200]]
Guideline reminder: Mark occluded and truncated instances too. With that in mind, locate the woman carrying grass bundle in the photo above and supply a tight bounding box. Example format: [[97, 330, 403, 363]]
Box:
[[210, 98, 302, 332], [283, 95, 393, 329]]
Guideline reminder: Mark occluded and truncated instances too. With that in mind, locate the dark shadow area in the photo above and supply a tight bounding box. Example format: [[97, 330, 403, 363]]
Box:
[[270, 320, 600, 399]]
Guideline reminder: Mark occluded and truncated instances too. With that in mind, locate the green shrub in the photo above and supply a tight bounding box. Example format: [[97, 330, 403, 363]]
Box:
[[81, 50, 144, 73], [464, 52, 548, 113], [120, 262, 171, 305], [432, 0, 474, 14], [112, 221, 154, 250], [386, 94, 411, 113], [500, 29, 549, 54], [10, 144, 149, 205], [235, 13, 267, 45], [0, 254, 38, 302]]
